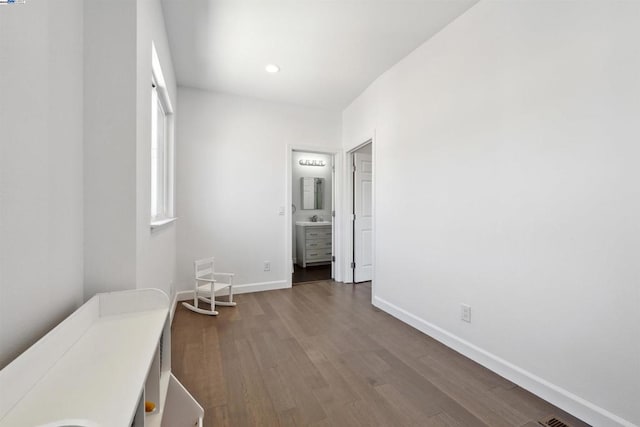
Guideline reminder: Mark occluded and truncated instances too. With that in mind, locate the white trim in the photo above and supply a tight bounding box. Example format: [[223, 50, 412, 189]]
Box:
[[170, 291, 179, 325], [151, 43, 172, 113], [150, 217, 177, 230], [232, 280, 289, 295], [151, 42, 175, 223], [175, 290, 194, 302], [344, 134, 376, 289], [174, 280, 290, 306], [372, 295, 636, 427]]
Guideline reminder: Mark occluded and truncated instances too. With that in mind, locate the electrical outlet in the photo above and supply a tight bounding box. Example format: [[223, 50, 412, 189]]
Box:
[[263, 261, 271, 272], [461, 304, 471, 323]]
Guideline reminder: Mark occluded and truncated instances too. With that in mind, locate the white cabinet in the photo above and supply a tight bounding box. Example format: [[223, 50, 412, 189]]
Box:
[[296, 223, 332, 267], [0, 289, 203, 427]]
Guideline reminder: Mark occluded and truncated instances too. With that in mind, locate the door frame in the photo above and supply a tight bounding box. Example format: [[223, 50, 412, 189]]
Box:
[[285, 144, 344, 288], [344, 138, 375, 284]]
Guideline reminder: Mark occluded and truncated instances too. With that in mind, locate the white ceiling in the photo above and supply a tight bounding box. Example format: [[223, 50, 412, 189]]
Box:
[[161, 0, 478, 110]]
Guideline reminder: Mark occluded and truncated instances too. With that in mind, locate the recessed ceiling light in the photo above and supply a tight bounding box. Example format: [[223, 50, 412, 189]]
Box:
[[265, 64, 280, 73]]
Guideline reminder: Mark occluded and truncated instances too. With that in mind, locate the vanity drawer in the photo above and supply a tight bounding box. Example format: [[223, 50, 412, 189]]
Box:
[[305, 249, 332, 261], [305, 239, 331, 250], [305, 227, 332, 239], [295, 224, 332, 267]]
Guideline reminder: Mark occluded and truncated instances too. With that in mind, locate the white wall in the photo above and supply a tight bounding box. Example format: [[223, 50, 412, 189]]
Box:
[[83, 0, 138, 298], [343, 1, 640, 426], [0, 0, 84, 368], [136, 0, 178, 297], [176, 88, 341, 292]]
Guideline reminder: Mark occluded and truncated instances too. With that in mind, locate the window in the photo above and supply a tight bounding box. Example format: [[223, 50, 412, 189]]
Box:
[[150, 43, 175, 228]]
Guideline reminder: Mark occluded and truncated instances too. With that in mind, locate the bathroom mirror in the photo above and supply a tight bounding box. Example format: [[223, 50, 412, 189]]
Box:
[[301, 177, 324, 210]]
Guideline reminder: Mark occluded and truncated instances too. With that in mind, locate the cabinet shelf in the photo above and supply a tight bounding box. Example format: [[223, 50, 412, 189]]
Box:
[[0, 288, 203, 427]]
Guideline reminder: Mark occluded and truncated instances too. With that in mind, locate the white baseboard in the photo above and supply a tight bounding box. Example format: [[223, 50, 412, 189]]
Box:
[[233, 280, 290, 295], [170, 292, 178, 325], [175, 290, 194, 302], [172, 280, 291, 318], [372, 296, 635, 427]]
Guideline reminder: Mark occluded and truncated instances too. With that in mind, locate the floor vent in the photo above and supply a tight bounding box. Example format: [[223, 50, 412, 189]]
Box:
[[538, 415, 572, 427]]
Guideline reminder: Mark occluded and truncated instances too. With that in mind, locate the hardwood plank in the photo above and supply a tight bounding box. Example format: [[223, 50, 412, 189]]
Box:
[[218, 321, 251, 426], [235, 337, 280, 426], [310, 360, 359, 412], [427, 412, 466, 427], [274, 362, 328, 425], [206, 405, 231, 427], [374, 383, 435, 425], [414, 353, 530, 426]]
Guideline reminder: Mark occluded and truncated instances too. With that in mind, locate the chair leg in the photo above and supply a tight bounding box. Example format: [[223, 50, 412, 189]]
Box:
[[215, 284, 237, 307], [193, 284, 199, 309], [182, 283, 219, 315]]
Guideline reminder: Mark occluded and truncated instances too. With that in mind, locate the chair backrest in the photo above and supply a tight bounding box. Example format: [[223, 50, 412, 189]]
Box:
[[194, 257, 215, 280]]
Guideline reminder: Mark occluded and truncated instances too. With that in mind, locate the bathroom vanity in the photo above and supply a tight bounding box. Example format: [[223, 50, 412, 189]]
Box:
[[295, 222, 332, 267]]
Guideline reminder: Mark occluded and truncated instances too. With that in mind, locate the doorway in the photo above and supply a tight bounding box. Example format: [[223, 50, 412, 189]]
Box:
[[291, 150, 335, 284], [351, 142, 373, 283]]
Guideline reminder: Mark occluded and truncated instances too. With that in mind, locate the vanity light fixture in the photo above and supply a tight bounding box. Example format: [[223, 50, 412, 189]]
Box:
[[265, 64, 280, 73], [299, 159, 326, 167]]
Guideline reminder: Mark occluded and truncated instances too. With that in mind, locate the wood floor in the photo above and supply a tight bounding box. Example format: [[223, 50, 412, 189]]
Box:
[[172, 281, 589, 427], [292, 264, 332, 284]]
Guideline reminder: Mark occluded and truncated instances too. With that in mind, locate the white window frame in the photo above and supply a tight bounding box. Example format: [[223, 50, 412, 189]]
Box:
[[150, 42, 175, 229]]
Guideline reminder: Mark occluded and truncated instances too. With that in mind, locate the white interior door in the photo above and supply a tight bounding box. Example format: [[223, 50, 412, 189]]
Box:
[[353, 152, 373, 282], [331, 156, 335, 278]]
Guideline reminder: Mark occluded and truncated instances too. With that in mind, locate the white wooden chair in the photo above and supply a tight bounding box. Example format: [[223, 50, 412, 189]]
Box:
[[181, 257, 236, 316]]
